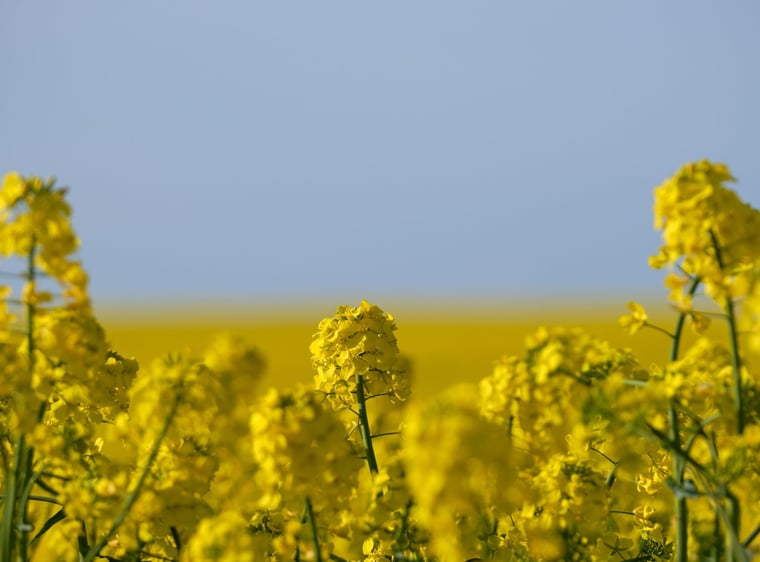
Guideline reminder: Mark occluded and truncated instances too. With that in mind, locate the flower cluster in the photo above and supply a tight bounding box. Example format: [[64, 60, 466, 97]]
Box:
[[650, 159, 760, 308], [311, 299, 409, 408], [403, 385, 523, 561]]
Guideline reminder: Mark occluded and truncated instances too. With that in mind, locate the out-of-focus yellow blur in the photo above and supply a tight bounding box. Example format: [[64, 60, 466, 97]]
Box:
[[98, 301, 716, 395]]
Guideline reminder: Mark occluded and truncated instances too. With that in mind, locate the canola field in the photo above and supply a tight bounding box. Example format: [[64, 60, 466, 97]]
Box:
[[101, 303, 680, 396], [2, 161, 760, 562]]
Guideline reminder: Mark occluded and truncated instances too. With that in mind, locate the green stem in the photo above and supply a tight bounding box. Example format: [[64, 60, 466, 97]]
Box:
[[16, 238, 43, 562], [0, 495, 60, 506], [355, 374, 379, 474], [713, 512, 722, 561], [0, 238, 40, 560], [669, 275, 700, 562], [304, 496, 322, 562], [724, 492, 742, 562], [1, 437, 23, 560], [669, 406, 688, 562], [26, 239, 36, 367], [709, 230, 745, 434], [670, 276, 701, 363], [644, 322, 675, 339], [16, 453, 37, 562], [392, 499, 413, 555], [744, 522, 760, 548], [81, 393, 180, 562], [725, 298, 745, 434]]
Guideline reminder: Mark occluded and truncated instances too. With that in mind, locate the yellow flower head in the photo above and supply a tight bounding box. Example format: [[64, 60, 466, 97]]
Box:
[[403, 385, 524, 561], [181, 511, 257, 562], [652, 160, 760, 306], [249, 386, 361, 513], [619, 301, 648, 335], [0, 173, 90, 307], [311, 300, 409, 408], [0, 172, 26, 209]]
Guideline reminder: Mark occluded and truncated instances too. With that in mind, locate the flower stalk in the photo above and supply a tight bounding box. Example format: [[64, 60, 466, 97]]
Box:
[[82, 392, 181, 562], [303, 496, 322, 562], [355, 374, 379, 474], [666, 275, 701, 562]]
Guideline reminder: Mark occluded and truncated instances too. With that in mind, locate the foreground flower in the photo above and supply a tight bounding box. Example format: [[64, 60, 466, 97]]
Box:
[[403, 385, 524, 561], [650, 160, 760, 307], [181, 511, 258, 562]]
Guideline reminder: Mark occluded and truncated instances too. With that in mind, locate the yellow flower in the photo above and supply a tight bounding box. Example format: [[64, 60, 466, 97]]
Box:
[[619, 301, 648, 335], [618, 301, 649, 335], [403, 385, 523, 561], [652, 160, 760, 307], [0, 172, 26, 208], [249, 386, 361, 514], [181, 511, 257, 562], [689, 310, 711, 334], [632, 505, 657, 530], [202, 333, 266, 434], [311, 300, 408, 409]]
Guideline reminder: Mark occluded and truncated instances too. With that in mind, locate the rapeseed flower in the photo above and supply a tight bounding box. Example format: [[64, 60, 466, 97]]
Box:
[[403, 385, 523, 561], [249, 387, 361, 556], [651, 160, 760, 307], [181, 511, 258, 562], [618, 301, 648, 335], [311, 300, 408, 409]]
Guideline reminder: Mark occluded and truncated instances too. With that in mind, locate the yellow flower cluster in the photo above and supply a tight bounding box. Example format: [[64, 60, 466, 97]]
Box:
[[250, 387, 361, 512], [311, 300, 409, 408], [650, 159, 760, 308], [403, 385, 522, 561], [181, 511, 257, 562], [481, 326, 642, 454], [0, 172, 88, 307]]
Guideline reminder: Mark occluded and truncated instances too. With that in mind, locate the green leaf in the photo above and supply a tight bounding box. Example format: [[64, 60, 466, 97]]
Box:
[[30, 508, 66, 545]]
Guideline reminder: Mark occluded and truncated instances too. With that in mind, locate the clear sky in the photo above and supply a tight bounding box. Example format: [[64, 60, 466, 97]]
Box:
[[2, 2, 759, 307]]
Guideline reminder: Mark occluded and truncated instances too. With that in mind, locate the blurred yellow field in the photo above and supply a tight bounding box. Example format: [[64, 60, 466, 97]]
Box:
[[99, 300, 704, 395]]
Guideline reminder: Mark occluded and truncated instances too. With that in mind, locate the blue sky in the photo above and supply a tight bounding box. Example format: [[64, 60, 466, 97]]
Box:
[[2, 2, 758, 307]]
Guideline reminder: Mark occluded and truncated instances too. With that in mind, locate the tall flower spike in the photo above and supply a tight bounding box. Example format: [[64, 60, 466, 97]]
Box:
[[310, 300, 408, 409], [651, 160, 760, 308], [0, 173, 88, 309], [311, 301, 409, 473]]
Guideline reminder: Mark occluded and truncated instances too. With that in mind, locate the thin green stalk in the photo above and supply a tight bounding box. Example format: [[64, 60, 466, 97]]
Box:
[[0, 495, 60, 507], [0, 239, 40, 560], [1, 437, 23, 560], [15, 238, 42, 562], [26, 239, 36, 367], [16, 451, 37, 562], [724, 492, 742, 562], [724, 298, 745, 434], [392, 499, 413, 556], [355, 374, 379, 474], [304, 496, 322, 562], [82, 394, 180, 562], [644, 322, 675, 339], [744, 522, 760, 548], [669, 275, 700, 562], [713, 512, 723, 561], [709, 230, 745, 434], [669, 406, 688, 562], [670, 276, 701, 363], [169, 526, 181, 553]]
